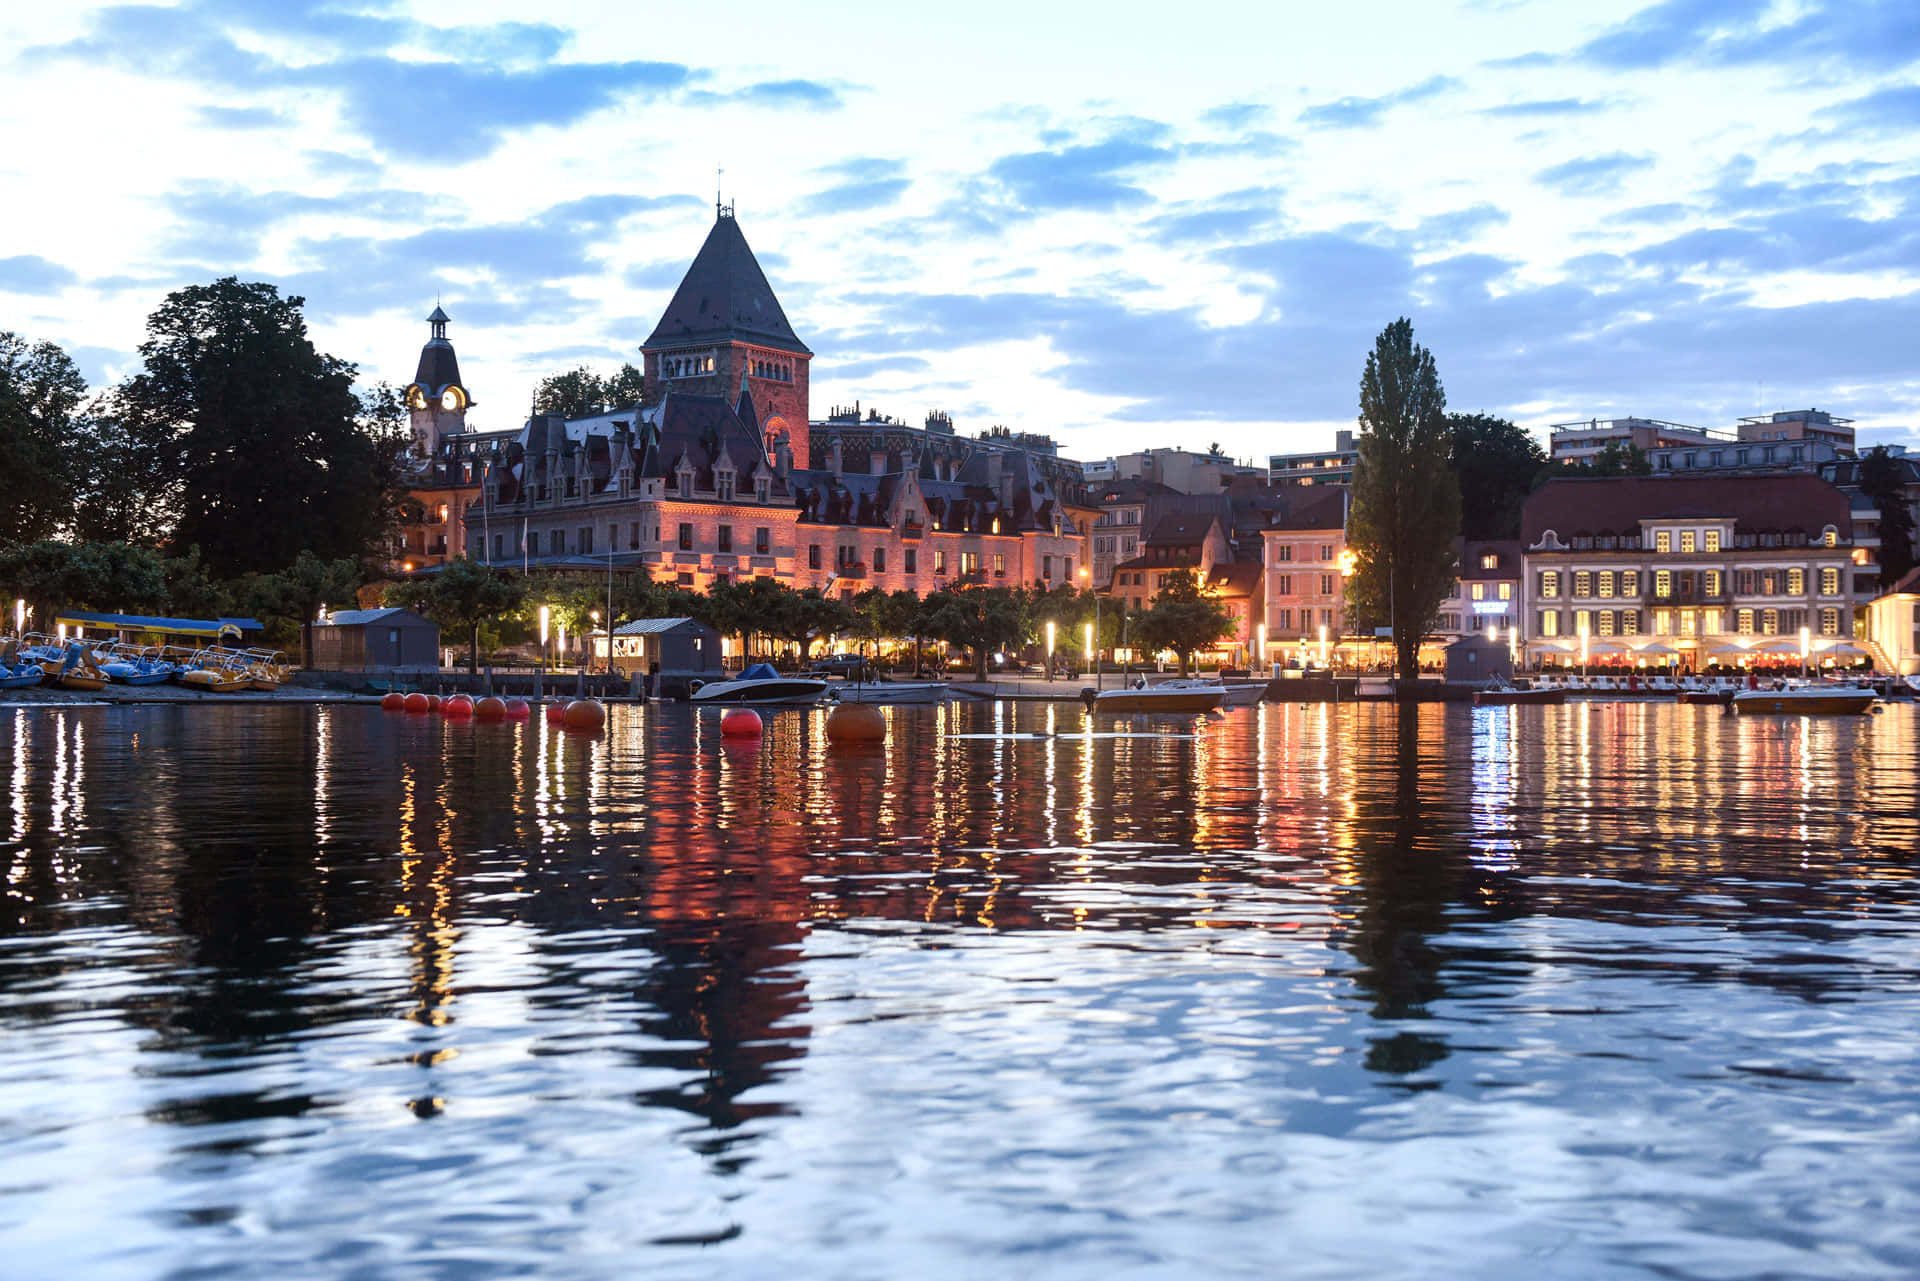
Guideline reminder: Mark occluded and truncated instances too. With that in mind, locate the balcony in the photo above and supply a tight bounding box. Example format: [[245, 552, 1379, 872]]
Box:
[[1648, 592, 1729, 606], [836, 562, 868, 580], [958, 569, 987, 585], [901, 521, 924, 540]]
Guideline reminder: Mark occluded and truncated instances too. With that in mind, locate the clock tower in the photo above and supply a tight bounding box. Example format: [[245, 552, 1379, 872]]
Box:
[[403, 306, 473, 457]]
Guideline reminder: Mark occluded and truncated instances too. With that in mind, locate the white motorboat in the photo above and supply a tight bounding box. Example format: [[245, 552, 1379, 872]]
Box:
[[1092, 680, 1225, 714], [830, 680, 950, 704], [1146, 677, 1265, 708], [689, 662, 828, 705], [1731, 683, 1878, 716]]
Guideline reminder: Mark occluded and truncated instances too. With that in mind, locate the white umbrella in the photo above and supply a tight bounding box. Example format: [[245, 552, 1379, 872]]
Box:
[[1635, 642, 1681, 656], [1527, 639, 1573, 653], [1583, 638, 1629, 653], [1815, 641, 1869, 657], [1752, 638, 1802, 653], [1707, 643, 1749, 655]]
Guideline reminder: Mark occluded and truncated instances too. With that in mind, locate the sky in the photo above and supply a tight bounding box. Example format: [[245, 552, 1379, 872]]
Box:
[[3, 0, 1918, 466]]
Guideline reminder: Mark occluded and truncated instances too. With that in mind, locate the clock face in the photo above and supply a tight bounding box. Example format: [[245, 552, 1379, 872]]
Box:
[[405, 385, 426, 410], [440, 388, 462, 412]]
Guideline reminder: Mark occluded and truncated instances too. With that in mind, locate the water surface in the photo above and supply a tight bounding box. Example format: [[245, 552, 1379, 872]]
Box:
[[3, 700, 1918, 1279]]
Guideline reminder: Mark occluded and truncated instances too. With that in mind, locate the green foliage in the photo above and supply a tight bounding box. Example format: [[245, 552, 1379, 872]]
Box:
[[1131, 569, 1233, 676], [237, 550, 362, 667], [1859, 446, 1916, 585], [916, 586, 1030, 678], [386, 558, 526, 672], [1550, 440, 1652, 479], [0, 332, 88, 547], [160, 548, 229, 619], [1347, 317, 1463, 677], [532, 363, 647, 419], [111, 278, 406, 578], [0, 540, 169, 630], [1448, 412, 1547, 541]]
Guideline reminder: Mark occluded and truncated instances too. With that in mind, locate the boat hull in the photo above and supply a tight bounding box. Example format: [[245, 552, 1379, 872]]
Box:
[[1677, 691, 1729, 705], [1475, 689, 1566, 706], [0, 671, 44, 690], [690, 678, 828, 705], [1732, 688, 1877, 715], [179, 669, 253, 693], [57, 674, 108, 692], [1093, 689, 1225, 713]]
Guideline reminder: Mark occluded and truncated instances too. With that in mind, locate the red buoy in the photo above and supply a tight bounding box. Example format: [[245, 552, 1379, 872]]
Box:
[[443, 695, 474, 719], [720, 707, 764, 738], [563, 699, 607, 730], [545, 701, 567, 723], [504, 698, 531, 720], [403, 692, 430, 713], [381, 692, 406, 711], [426, 695, 443, 713], [475, 696, 506, 720]]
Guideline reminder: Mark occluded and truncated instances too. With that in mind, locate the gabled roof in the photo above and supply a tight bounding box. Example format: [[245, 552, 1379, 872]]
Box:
[[1207, 562, 1264, 597], [643, 213, 811, 356], [1521, 474, 1852, 544]]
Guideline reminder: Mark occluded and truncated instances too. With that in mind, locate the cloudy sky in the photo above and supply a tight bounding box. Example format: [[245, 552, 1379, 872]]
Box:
[[3, 0, 1917, 464]]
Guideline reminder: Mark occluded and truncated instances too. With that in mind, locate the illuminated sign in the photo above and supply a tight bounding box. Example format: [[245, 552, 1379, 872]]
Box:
[[1471, 600, 1511, 615]]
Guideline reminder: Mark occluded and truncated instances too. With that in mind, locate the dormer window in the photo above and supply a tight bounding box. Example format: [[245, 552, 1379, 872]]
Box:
[[716, 471, 735, 502], [755, 477, 770, 503], [677, 468, 693, 498]]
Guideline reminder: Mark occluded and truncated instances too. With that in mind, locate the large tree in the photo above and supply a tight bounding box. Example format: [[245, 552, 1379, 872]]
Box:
[[1859, 446, 1917, 585], [1448, 412, 1547, 541], [1347, 318, 1462, 680], [386, 558, 526, 672], [0, 540, 169, 631], [917, 585, 1030, 679], [1132, 569, 1233, 676], [0, 332, 88, 547], [111, 278, 406, 578], [237, 551, 363, 668]]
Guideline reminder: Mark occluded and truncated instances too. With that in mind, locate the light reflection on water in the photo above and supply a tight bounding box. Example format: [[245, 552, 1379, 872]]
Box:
[[2, 700, 1919, 1279]]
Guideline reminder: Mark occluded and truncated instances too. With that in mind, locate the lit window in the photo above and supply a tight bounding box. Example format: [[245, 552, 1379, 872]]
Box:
[[1574, 572, 1592, 598], [1737, 609, 1754, 635], [1540, 571, 1561, 599], [1621, 572, 1639, 597], [1656, 530, 1672, 553], [1820, 608, 1840, 636], [1541, 611, 1560, 637], [1471, 583, 1485, 601], [1820, 567, 1839, 595], [1656, 569, 1672, 597], [1704, 529, 1721, 552], [1598, 571, 1616, 598], [1680, 530, 1696, 553], [1480, 553, 1498, 570], [1499, 583, 1512, 601], [1787, 569, 1806, 595]]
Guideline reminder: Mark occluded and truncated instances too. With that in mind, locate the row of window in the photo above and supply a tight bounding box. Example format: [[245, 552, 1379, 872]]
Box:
[[1269, 608, 1337, 633], [750, 356, 795, 384], [1093, 535, 1139, 557], [1270, 544, 1338, 563], [1270, 574, 1339, 596], [660, 351, 717, 379], [1540, 567, 1843, 599], [1542, 529, 1837, 551], [1536, 607, 1844, 638]]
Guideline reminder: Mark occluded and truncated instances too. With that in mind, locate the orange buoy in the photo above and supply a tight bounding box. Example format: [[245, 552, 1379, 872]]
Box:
[[426, 694, 443, 713], [563, 699, 607, 730], [544, 701, 567, 723], [443, 695, 473, 719], [475, 696, 506, 720], [381, 692, 406, 711], [504, 698, 531, 720], [720, 707, 763, 738], [825, 701, 886, 742], [404, 692, 431, 713]]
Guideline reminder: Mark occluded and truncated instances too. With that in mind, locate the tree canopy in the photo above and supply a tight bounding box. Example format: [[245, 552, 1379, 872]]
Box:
[[532, 364, 646, 419], [1347, 318, 1462, 678], [1859, 446, 1916, 586], [1132, 569, 1232, 676], [916, 585, 1030, 678], [0, 333, 88, 547], [0, 540, 169, 631], [109, 278, 407, 578], [1448, 412, 1546, 541]]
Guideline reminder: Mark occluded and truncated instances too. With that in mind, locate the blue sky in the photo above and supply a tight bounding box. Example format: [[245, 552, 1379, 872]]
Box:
[[3, 0, 1917, 463]]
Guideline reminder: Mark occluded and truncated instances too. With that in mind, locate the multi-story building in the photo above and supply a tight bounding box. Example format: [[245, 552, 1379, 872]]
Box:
[[459, 208, 1086, 623], [1269, 430, 1358, 486], [1519, 474, 1859, 664], [1548, 417, 1730, 464], [1736, 408, 1854, 451], [1081, 447, 1261, 494], [1436, 540, 1524, 643], [1862, 568, 1920, 676], [1087, 478, 1173, 588], [1259, 487, 1349, 658]]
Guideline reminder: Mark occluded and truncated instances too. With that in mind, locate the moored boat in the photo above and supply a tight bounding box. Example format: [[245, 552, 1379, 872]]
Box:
[[1731, 684, 1878, 716], [1475, 682, 1566, 706], [690, 662, 828, 705], [1092, 681, 1225, 714], [830, 680, 949, 704], [1144, 677, 1265, 708]]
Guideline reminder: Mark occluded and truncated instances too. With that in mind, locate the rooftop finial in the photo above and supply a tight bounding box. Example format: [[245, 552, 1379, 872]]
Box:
[[716, 165, 734, 219]]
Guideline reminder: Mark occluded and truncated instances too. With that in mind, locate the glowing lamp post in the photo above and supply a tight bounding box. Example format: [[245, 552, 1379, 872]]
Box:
[[1578, 618, 1590, 678], [1800, 625, 1810, 681], [1045, 619, 1056, 681], [537, 605, 551, 700], [1318, 622, 1329, 669], [1081, 565, 1102, 691], [12, 598, 23, 635], [1256, 621, 1267, 675]]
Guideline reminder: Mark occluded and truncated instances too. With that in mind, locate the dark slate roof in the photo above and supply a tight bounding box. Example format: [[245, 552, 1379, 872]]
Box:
[[1459, 539, 1523, 579], [643, 214, 811, 356], [413, 336, 464, 392], [1265, 486, 1347, 531], [1145, 513, 1218, 545], [1092, 478, 1177, 505], [1207, 562, 1264, 597], [659, 393, 780, 491], [1521, 475, 1853, 544]]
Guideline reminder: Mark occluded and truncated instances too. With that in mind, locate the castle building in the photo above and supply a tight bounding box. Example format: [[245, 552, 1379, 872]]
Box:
[[435, 207, 1087, 646], [396, 307, 516, 572]]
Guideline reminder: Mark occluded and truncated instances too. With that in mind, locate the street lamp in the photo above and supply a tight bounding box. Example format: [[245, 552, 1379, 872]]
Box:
[[1045, 619, 1056, 681], [1080, 565, 1102, 691], [1799, 624, 1810, 681], [1318, 621, 1329, 669], [1578, 617, 1590, 678], [1256, 621, 1267, 675], [12, 599, 23, 635], [537, 604, 550, 700]]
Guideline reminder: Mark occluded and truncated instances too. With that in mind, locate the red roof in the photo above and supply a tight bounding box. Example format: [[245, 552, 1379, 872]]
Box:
[[1521, 474, 1852, 545]]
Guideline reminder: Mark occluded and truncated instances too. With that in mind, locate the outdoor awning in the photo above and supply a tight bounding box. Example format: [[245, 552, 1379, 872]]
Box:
[[53, 610, 258, 639], [1635, 643, 1682, 656]]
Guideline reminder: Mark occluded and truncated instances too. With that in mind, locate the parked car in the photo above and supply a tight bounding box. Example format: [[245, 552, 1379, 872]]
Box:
[[807, 653, 874, 678]]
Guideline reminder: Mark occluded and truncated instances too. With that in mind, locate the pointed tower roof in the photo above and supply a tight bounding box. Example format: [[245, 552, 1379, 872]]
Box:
[[643, 211, 811, 357], [412, 306, 466, 394]]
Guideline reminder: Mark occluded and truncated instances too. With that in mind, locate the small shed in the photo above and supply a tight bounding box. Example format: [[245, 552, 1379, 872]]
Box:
[[1445, 634, 1512, 683], [605, 617, 721, 678], [312, 607, 440, 669]]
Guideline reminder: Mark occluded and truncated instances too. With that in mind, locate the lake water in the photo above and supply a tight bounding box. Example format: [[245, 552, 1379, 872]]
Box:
[[3, 699, 1919, 1279]]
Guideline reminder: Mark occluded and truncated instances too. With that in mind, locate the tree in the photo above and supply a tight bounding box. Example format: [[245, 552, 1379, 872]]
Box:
[[1547, 440, 1651, 480], [1859, 446, 1917, 585], [239, 551, 362, 667], [111, 278, 406, 578], [531, 363, 646, 419], [0, 540, 169, 630], [0, 332, 88, 547], [917, 586, 1029, 678], [386, 558, 526, 672], [1131, 569, 1233, 676], [1448, 412, 1547, 541], [69, 392, 176, 547], [1346, 318, 1462, 680]]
